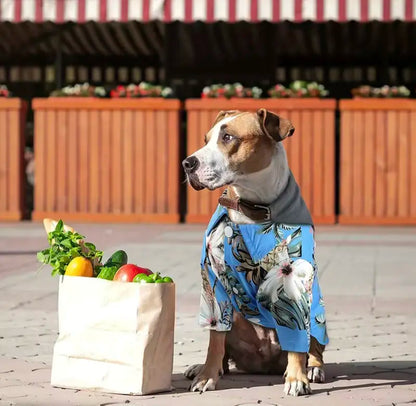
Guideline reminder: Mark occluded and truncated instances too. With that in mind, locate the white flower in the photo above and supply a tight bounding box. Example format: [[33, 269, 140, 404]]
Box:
[[257, 259, 314, 303], [161, 87, 173, 97], [95, 87, 106, 96]]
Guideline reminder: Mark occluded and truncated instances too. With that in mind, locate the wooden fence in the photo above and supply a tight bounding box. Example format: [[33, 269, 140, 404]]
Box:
[[32, 98, 181, 223], [0, 99, 27, 220], [185, 98, 336, 224], [339, 99, 416, 224]]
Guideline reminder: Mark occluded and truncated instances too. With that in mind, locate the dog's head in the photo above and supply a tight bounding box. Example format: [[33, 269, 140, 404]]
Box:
[[182, 109, 294, 191]]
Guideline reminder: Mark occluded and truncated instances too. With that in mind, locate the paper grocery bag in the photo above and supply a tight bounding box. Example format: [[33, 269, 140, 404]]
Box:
[[51, 275, 175, 395]]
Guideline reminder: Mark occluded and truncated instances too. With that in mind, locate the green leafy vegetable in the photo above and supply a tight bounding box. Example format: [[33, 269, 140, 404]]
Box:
[[37, 220, 103, 276], [96, 265, 119, 280]]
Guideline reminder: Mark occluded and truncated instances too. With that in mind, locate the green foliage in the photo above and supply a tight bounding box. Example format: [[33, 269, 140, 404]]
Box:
[[37, 220, 103, 276]]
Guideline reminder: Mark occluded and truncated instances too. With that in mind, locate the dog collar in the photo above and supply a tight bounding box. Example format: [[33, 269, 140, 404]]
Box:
[[218, 189, 271, 222]]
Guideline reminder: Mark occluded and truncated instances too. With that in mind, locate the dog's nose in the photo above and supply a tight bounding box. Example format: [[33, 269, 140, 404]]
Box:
[[182, 156, 200, 173]]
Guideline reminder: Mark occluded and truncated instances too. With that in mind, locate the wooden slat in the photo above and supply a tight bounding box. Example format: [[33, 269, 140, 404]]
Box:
[[111, 110, 122, 215], [363, 111, 375, 217], [186, 110, 199, 219], [397, 111, 409, 217], [67, 110, 78, 214], [0, 109, 8, 213], [311, 110, 322, 217], [89, 110, 100, 214], [209, 110, 224, 214], [323, 110, 335, 219], [374, 110, 386, 218], [45, 110, 56, 213], [7, 109, 19, 213], [301, 110, 312, 211], [144, 110, 156, 213], [155, 110, 166, 214], [55, 110, 67, 212], [34, 110, 45, 216], [167, 110, 179, 214], [352, 110, 363, 217], [410, 112, 416, 217], [287, 110, 301, 185], [386, 111, 398, 217], [100, 110, 111, 213], [78, 110, 89, 213], [199, 110, 212, 217], [122, 110, 134, 215], [134, 111, 145, 214], [339, 110, 351, 217]]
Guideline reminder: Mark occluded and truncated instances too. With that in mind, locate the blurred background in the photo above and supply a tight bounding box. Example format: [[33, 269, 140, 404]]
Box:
[[0, 0, 415, 226]]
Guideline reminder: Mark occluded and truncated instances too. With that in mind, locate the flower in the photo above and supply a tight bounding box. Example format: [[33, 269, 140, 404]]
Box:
[[50, 83, 107, 97], [0, 84, 10, 97], [268, 81, 329, 98], [201, 83, 262, 99], [351, 85, 411, 98], [110, 82, 173, 98]]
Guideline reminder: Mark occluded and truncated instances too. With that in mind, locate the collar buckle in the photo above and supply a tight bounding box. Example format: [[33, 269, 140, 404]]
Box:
[[253, 204, 271, 221]]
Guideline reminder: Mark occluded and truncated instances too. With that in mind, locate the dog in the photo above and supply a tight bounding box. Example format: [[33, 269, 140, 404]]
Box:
[[182, 109, 328, 397]]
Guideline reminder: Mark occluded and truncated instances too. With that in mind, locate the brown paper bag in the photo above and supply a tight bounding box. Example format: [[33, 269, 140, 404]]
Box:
[[51, 275, 175, 395]]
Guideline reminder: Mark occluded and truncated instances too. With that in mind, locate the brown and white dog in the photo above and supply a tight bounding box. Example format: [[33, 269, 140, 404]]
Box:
[[182, 109, 326, 397]]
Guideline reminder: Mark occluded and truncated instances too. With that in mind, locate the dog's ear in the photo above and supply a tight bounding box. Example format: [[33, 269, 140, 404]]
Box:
[[213, 110, 239, 126], [257, 108, 295, 142]]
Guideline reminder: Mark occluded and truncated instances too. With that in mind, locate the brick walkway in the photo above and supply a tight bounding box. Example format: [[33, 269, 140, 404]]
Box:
[[0, 222, 415, 405]]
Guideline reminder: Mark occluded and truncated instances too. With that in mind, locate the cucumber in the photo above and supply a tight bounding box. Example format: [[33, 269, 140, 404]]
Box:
[[104, 250, 128, 269]]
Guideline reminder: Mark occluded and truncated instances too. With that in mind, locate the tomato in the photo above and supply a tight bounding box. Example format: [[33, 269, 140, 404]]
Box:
[[113, 264, 152, 282]]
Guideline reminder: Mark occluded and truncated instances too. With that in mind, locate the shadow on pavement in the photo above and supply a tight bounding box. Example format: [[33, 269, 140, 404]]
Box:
[[0, 250, 40, 255], [171, 361, 416, 393]]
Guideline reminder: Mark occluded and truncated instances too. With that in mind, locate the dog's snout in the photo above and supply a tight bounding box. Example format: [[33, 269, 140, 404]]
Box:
[[182, 156, 200, 173]]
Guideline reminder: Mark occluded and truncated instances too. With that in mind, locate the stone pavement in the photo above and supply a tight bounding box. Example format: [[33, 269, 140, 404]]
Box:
[[0, 221, 415, 406]]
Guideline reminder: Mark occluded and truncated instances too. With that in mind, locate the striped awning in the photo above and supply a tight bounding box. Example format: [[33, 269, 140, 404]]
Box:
[[0, 0, 415, 23]]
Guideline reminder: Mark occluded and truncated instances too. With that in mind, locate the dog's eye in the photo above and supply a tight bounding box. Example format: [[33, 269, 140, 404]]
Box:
[[223, 133, 234, 143]]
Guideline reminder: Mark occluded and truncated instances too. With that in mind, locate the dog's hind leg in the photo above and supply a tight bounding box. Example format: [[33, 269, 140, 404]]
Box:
[[307, 336, 325, 383]]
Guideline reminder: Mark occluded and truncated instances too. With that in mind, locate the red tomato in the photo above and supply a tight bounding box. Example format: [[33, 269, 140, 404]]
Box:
[[113, 264, 152, 282]]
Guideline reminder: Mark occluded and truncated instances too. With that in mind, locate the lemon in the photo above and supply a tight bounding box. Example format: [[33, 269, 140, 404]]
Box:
[[65, 257, 93, 277]]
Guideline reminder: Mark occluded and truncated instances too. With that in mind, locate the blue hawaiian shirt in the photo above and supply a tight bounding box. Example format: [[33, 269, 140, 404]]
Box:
[[199, 205, 328, 353]]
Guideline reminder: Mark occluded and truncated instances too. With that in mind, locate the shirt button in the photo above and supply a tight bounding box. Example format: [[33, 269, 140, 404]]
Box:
[[224, 226, 233, 238]]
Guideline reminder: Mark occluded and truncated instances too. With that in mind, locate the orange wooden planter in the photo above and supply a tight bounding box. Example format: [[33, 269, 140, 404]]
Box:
[[32, 98, 181, 223], [0, 98, 27, 221], [185, 98, 336, 224], [339, 99, 416, 225]]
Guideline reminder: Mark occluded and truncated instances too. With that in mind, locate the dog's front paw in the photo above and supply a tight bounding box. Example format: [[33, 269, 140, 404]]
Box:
[[307, 366, 325, 383], [284, 375, 311, 396], [188, 365, 222, 393], [184, 364, 204, 380]]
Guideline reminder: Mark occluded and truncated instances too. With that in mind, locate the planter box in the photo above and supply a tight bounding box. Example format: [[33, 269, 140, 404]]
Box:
[[0, 99, 27, 221], [32, 98, 181, 223], [185, 98, 336, 224], [339, 99, 416, 225]]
